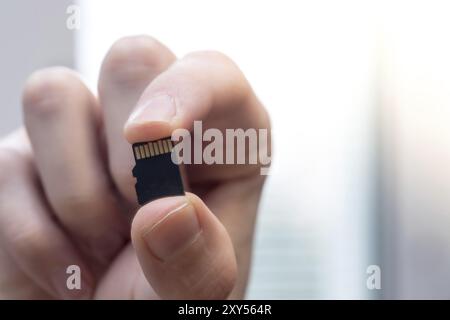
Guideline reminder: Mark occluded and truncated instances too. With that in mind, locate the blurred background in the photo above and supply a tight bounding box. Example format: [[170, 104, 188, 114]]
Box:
[[1, 0, 450, 299]]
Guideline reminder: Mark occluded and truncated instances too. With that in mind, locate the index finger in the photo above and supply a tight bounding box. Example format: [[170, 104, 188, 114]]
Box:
[[124, 51, 271, 183], [124, 51, 270, 143]]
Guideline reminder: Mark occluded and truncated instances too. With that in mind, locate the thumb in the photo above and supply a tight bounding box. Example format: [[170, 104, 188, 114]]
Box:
[[131, 192, 237, 299]]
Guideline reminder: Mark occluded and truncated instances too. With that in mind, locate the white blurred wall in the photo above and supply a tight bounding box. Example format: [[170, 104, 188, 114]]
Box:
[[379, 2, 450, 299], [0, 0, 74, 136]]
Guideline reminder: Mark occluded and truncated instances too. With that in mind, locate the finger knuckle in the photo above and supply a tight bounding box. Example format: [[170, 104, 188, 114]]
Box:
[[10, 223, 54, 260], [50, 184, 113, 228], [22, 67, 84, 117], [101, 35, 174, 84], [52, 187, 97, 214], [0, 149, 14, 187], [190, 257, 237, 299], [184, 50, 242, 76], [0, 147, 29, 188], [209, 261, 237, 298], [183, 50, 251, 101], [185, 50, 233, 65], [172, 233, 238, 299], [110, 161, 134, 190]]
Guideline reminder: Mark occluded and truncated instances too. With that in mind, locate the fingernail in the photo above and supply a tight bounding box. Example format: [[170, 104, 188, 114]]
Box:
[[127, 94, 176, 126], [141, 197, 201, 261]]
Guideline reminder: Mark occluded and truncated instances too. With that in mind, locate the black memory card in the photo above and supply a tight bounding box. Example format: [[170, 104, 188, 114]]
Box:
[[131, 137, 184, 206]]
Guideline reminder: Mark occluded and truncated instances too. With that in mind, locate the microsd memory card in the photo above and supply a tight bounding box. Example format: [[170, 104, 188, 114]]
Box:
[[131, 137, 184, 206]]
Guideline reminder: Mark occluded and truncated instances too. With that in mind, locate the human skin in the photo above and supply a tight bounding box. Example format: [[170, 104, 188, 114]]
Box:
[[0, 35, 271, 299]]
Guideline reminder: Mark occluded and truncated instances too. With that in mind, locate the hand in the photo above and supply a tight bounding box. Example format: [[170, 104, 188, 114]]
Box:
[[0, 36, 270, 299]]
